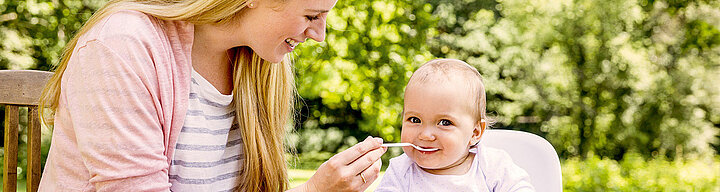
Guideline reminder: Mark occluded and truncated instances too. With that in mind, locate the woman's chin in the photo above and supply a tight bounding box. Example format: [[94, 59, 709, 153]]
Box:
[[253, 52, 284, 63], [262, 56, 284, 63]]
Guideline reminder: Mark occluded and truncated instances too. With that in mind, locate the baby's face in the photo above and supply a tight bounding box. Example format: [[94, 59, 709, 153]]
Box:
[[401, 80, 482, 172]]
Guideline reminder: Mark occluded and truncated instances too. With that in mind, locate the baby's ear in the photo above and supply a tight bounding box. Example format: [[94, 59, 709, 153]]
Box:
[[470, 120, 486, 145]]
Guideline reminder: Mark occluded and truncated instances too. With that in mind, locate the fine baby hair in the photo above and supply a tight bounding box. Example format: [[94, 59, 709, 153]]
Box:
[[408, 58, 493, 128]]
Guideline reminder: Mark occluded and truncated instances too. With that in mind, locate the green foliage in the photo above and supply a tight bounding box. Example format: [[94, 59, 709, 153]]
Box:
[[290, 0, 435, 159], [287, 151, 335, 170], [1, 1, 720, 188], [290, 0, 720, 162], [427, 0, 720, 159], [0, 0, 105, 70], [563, 153, 720, 191], [683, 20, 720, 53]]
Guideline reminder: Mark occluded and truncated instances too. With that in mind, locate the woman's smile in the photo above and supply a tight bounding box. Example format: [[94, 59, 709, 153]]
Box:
[[284, 38, 301, 52]]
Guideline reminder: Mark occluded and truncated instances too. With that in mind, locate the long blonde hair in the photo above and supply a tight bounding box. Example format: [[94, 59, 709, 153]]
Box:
[[39, 0, 294, 191]]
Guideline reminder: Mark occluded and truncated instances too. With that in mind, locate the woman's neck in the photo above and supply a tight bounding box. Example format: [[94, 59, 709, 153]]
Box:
[[191, 25, 235, 95]]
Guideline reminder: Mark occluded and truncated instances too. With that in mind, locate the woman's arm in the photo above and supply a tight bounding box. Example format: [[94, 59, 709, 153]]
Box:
[[62, 39, 171, 191], [287, 136, 386, 192]]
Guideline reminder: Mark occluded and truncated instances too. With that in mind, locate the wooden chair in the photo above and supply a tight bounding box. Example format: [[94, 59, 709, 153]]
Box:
[[0, 70, 53, 192]]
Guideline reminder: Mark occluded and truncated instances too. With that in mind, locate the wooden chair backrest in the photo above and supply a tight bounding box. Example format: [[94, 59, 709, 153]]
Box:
[[0, 70, 53, 192]]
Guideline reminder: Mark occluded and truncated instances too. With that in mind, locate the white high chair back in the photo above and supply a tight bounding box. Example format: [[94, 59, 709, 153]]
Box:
[[479, 129, 563, 192]]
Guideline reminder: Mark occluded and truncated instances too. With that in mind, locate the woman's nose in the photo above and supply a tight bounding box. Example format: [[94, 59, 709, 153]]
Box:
[[305, 18, 326, 42]]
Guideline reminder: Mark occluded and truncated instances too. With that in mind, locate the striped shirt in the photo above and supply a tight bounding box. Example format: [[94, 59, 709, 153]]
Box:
[[169, 69, 243, 191]]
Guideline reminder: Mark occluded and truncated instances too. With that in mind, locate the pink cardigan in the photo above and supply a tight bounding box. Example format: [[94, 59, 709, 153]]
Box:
[[39, 10, 194, 191]]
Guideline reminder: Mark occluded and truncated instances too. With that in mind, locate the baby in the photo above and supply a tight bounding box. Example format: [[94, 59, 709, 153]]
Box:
[[376, 59, 535, 192]]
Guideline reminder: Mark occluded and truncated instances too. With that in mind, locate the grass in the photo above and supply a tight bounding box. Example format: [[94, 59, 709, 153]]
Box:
[[289, 169, 385, 191]]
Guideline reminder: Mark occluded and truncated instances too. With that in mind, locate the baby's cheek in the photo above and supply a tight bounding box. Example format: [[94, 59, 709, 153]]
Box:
[[438, 149, 462, 165], [399, 131, 412, 143]]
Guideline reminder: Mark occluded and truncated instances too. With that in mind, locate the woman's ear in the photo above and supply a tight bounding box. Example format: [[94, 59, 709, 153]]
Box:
[[469, 119, 486, 146]]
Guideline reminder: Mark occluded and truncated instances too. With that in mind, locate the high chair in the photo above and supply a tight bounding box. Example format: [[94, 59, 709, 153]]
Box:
[[480, 129, 563, 192]]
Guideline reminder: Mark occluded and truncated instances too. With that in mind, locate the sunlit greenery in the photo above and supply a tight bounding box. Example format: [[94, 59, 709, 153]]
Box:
[[562, 154, 719, 191], [1, 0, 718, 190], [426, 0, 720, 160], [289, 0, 720, 161]]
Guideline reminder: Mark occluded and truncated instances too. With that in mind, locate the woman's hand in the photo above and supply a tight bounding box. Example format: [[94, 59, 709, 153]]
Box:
[[297, 136, 387, 192]]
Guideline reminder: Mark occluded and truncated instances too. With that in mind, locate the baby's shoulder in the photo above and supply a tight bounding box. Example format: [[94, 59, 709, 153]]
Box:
[[476, 145, 518, 170], [376, 153, 422, 192], [475, 145, 535, 191], [478, 145, 512, 158]]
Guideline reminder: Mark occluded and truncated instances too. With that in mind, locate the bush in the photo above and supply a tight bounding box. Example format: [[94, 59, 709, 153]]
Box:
[[287, 151, 335, 170], [563, 153, 720, 191]]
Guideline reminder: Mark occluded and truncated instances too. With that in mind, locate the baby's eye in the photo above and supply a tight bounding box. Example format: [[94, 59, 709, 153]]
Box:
[[438, 119, 453, 126], [407, 117, 421, 124]]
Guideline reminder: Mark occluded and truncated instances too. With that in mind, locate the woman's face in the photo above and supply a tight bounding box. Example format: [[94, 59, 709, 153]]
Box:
[[400, 80, 483, 174], [234, 0, 337, 63]]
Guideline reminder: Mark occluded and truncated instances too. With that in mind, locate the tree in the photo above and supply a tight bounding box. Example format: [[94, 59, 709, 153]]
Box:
[[0, 0, 105, 70], [427, 0, 720, 159]]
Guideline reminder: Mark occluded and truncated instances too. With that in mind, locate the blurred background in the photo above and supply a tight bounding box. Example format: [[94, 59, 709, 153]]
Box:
[[1, 0, 719, 191]]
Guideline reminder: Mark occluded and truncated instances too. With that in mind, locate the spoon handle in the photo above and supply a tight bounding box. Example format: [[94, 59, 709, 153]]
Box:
[[381, 143, 412, 147]]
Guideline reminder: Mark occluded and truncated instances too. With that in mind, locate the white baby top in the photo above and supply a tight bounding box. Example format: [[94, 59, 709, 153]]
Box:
[[376, 145, 535, 192]]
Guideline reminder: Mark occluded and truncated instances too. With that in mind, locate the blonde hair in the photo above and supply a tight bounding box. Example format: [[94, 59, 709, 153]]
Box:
[[407, 59, 492, 126], [39, 0, 294, 191]]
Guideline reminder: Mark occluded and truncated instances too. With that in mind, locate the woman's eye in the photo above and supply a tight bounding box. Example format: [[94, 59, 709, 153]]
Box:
[[408, 117, 421, 124], [305, 15, 320, 21], [438, 119, 453, 126]]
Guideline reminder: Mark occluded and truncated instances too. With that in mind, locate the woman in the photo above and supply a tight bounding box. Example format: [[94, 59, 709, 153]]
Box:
[[38, 0, 386, 191]]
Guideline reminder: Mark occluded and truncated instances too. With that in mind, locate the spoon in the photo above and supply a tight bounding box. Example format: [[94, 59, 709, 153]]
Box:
[[382, 143, 440, 152]]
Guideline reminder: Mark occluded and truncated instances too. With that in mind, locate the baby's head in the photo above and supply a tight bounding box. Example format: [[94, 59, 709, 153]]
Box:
[[401, 58, 488, 174]]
